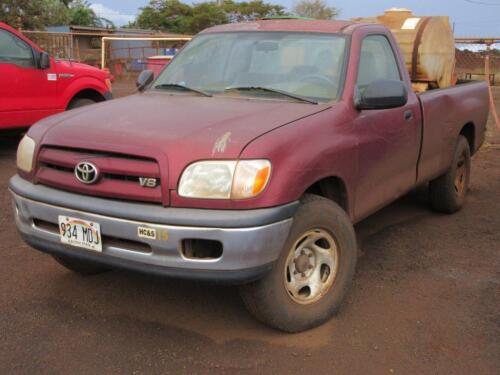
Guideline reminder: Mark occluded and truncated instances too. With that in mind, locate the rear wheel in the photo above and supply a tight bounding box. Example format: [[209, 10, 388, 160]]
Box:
[[239, 194, 357, 332], [429, 135, 471, 213], [67, 98, 97, 110], [52, 254, 109, 275]]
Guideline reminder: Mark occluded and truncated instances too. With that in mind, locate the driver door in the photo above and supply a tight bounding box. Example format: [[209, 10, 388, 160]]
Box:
[[352, 34, 421, 219], [0, 28, 57, 129]]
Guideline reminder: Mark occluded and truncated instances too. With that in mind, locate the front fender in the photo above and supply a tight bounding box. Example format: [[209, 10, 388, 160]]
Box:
[[239, 105, 358, 217], [60, 76, 109, 109]]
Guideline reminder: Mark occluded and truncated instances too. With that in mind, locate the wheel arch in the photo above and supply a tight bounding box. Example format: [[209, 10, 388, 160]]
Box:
[[303, 176, 351, 217], [66, 89, 106, 109], [459, 122, 475, 154]]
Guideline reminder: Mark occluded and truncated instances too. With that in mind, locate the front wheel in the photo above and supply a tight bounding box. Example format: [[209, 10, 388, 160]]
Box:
[[67, 98, 97, 110], [239, 194, 357, 332]]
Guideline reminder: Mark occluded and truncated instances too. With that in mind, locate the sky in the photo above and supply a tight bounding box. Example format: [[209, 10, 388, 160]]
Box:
[[88, 0, 500, 37]]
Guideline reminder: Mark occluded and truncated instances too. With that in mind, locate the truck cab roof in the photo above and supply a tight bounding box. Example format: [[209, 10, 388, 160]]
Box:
[[201, 19, 358, 35]]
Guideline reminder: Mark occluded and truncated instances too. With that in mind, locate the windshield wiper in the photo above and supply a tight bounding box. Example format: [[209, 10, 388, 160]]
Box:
[[154, 83, 212, 97], [224, 86, 318, 104]]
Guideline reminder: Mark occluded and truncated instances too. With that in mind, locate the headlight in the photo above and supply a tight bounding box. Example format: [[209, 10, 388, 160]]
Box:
[[16, 135, 36, 173], [178, 160, 271, 199]]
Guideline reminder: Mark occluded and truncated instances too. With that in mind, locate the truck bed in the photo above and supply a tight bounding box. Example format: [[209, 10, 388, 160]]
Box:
[[416, 80, 490, 184]]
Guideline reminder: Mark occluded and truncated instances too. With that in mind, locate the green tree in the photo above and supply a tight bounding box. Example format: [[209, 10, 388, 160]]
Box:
[[135, 0, 287, 34], [69, 5, 96, 25], [0, 0, 75, 29], [43, 0, 71, 26], [0, 0, 64, 29], [191, 2, 227, 33], [0, 0, 112, 29], [223, 0, 286, 22], [136, 0, 193, 33], [69, 0, 114, 28], [292, 0, 339, 20]]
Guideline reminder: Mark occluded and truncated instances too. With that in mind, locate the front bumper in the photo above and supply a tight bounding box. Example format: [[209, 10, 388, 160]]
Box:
[[10, 175, 296, 283], [103, 90, 113, 100]]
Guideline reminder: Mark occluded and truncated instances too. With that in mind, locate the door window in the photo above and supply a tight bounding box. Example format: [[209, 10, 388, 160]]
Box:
[[0, 29, 35, 68], [357, 35, 401, 91]]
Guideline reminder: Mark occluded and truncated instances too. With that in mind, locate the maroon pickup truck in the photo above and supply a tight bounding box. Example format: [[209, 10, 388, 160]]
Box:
[[10, 19, 489, 332]]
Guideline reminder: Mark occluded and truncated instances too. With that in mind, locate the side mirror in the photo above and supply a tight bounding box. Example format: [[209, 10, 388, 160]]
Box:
[[355, 80, 408, 110], [136, 70, 154, 92], [39, 51, 50, 69]]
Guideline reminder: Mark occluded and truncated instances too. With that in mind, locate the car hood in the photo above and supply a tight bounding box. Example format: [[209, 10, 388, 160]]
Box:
[[55, 59, 107, 77], [37, 91, 328, 158]]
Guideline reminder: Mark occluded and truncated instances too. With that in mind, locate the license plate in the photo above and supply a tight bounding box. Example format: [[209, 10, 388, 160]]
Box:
[[58, 216, 102, 252]]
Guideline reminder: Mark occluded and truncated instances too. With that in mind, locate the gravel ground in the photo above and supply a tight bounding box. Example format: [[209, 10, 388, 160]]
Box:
[[0, 91, 498, 374]]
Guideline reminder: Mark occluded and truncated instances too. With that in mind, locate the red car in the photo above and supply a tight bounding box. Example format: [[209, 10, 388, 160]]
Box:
[[0, 22, 112, 130], [10, 19, 489, 332]]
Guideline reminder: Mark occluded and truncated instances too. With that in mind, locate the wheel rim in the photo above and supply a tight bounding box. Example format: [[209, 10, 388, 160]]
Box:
[[283, 229, 339, 305], [454, 152, 467, 197]]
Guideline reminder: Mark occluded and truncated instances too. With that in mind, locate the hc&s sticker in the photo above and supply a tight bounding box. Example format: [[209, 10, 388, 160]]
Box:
[[138, 226, 157, 240], [137, 227, 169, 241]]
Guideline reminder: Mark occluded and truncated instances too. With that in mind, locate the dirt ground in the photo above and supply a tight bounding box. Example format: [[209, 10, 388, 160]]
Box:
[[0, 88, 499, 374]]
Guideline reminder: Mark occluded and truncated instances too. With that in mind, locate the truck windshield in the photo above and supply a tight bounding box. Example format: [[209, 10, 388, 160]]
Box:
[[153, 32, 347, 103]]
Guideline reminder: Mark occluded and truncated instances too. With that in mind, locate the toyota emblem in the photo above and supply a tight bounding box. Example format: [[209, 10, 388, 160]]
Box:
[[75, 162, 99, 184]]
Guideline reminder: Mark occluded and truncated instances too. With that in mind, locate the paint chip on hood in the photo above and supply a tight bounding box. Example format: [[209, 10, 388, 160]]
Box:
[[212, 132, 232, 155]]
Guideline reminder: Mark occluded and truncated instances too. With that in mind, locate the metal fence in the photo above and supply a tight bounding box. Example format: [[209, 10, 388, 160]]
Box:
[[20, 30, 191, 70], [22, 31, 75, 60], [21, 30, 499, 80], [103, 38, 190, 78], [455, 42, 500, 85]]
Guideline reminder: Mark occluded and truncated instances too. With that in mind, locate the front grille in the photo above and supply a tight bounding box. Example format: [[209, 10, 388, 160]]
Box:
[[36, 146, 163, 204]]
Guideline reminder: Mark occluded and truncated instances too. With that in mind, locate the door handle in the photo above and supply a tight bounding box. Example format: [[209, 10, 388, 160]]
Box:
[[404, 110, 414, 122]]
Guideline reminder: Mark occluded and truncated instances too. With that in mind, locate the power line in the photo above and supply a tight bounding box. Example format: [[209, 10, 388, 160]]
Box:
[[92, 12, 137, 17], [464, 0, 500, 5], [455, 19, 500, 23]]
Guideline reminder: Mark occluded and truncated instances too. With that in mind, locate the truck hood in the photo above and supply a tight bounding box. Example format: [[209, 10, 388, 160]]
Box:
[[55, 59, 108, 78], [38, 91, 329, 160]]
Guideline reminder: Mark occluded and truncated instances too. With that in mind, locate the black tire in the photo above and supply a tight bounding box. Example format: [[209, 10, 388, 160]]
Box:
[[429, 135, 471, 214], [239, 194, 357, 332], [52, 254, 109, 275], [67, 98, 96, 110]]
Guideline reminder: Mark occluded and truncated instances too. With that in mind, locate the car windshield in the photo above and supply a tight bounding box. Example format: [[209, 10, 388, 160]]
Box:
[[153, 32, 347, 103]]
